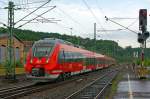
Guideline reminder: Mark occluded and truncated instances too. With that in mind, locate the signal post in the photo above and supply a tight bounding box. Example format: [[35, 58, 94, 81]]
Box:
[[137, 9, 149, 78]]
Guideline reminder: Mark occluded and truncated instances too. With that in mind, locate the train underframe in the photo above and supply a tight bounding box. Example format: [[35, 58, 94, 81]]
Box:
[[26, 64, 109, 82]]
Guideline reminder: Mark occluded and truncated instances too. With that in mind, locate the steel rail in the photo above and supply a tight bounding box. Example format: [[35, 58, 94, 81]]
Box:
[[0, 77, 79, 99], [65, 68, 119, 99]]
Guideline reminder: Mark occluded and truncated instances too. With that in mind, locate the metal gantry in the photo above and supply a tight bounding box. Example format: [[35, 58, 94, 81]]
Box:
[[5, 1, 16, 80], [3, 0, 53, 80]]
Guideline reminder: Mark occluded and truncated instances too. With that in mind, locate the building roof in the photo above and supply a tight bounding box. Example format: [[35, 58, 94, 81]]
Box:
[[0, 33, 23, 43], [23, 41, 34, 47]]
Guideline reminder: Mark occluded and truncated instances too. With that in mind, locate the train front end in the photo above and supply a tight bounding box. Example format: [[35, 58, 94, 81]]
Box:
[[24, 39, 60, 80]]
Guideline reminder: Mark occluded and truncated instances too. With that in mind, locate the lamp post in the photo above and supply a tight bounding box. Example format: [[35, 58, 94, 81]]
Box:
[[70, 28, 73, 36]]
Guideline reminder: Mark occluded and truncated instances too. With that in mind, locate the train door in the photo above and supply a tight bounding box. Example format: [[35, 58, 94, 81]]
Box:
[[59, 49, 65, 69], [59, 49, 71, 80], [93, 57, 96, 70], [62, 49, 66, 69]]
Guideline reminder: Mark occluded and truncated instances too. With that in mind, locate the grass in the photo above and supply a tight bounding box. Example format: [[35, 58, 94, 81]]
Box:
[[0, 68, 25, 76], [0, 60, 24, 75], [106, 71, 123, 99], [147, 69, 150, 74]]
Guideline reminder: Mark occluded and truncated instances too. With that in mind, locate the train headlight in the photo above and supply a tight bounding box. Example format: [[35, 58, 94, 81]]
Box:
[[37, 60, 41, 63], [46, 60, 49, 63], [30, 59, 33, 63]]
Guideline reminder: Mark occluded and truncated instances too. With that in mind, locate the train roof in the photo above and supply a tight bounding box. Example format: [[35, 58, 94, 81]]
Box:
[[103, 55, 116, 61], [35, 38, 115, 60], [36, 38, 84, 48], [43, 38, 73, 45]]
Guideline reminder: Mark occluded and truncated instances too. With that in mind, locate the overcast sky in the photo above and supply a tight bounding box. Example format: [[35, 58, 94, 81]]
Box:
[[0, 0, 150, 48]]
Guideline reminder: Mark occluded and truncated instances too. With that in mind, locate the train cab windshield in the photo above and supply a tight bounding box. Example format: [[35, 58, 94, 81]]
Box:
[[32, 41, 55, 59]]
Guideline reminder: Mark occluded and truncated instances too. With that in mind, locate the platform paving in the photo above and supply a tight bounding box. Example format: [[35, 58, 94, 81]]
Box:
[[114, 66, 150, 99]]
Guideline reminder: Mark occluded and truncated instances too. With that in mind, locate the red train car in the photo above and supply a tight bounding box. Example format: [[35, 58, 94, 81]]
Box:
[[24, 38, 115, 80]]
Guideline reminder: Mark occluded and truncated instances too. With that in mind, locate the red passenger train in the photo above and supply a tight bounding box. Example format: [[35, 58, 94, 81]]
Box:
[[24, 38, 115, 80]]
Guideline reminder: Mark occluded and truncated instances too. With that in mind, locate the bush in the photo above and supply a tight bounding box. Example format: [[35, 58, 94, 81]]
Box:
[[0, 63, 3, 68], [135, 59, 150, 67], [2, 60, 23, 68], [136, 59, 141, 65], [144, 59, 150, 66], [15, 60, 23, 67], [3, 60, 13, 74]]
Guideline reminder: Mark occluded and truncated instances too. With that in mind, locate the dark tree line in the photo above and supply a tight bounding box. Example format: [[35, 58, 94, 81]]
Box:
[[0, 27, 150, 63]]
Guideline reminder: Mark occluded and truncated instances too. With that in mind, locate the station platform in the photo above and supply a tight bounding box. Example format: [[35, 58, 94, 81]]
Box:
[[114, 66, 150, 99]]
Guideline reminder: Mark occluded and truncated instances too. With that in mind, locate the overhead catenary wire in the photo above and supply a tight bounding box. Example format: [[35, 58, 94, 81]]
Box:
[[82, 0, 110, 39], [57, 7, 81, 26], [94, 0, 113, 39], [15, 0, 48, 6], [17, 6, 56, 28], [82, 0, 108, 33], [109, 17, 137, 20], [24, 8, 60, 23], [127, 18, 138, 28], [105, 16, 138, 34], [95, 0, 138, 40], [19, 5, 55, 9], [0, 21, 7, 26], [0, 0, 7, 5], [14, 0, 51, 25], [56, 7, 87, 30], [97, 29, 123, 32], [95, 0, 106, 16], [97, 18, 138, 32], [52, 6, 87, 35], [82, 0, 100, 24], [23, 8, 75, 33], [29, 11, 72, 32]]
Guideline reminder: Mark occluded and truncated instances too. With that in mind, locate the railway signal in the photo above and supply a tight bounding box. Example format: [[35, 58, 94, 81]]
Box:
[[138, 9, 149, 45], [137, 9, 149, 78], [138, 9, 149, 44], [137, 33, 144, 43], [137, 33, 149, 44], [143, 32, 150, 40], [139, 9, 147, 32]]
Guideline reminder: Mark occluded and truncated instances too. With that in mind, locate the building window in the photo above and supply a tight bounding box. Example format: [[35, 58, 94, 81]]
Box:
[[0, 45, 6, 63], [15, 47, 20, 61]]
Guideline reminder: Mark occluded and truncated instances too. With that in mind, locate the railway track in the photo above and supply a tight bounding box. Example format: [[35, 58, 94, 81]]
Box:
[[0, 77, 79, 99], [0, 67, 119, 99], [65, 68, 119, 99], [0, 83, 37, 99]]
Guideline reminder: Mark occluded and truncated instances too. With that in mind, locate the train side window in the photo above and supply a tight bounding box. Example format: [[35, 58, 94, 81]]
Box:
[[65, 52, 69, 59], [72, 52, 76, 59], [77, 53, 81, 60], [98, 60, 101, 64], [68, 52, 73, 62], [64, 52, 71, 62], [58, 50, 65, 63], [72, 52, 76, 62], [87, 58, 91, 65]]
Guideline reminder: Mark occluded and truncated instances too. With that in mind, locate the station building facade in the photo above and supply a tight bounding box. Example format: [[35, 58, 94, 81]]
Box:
[[0, 33, 24, 65]]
